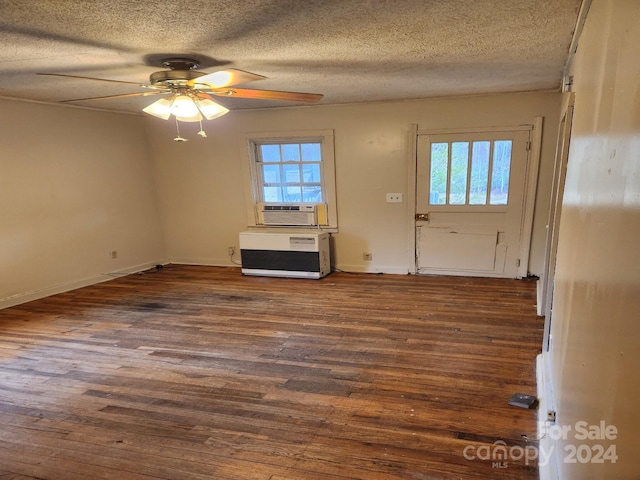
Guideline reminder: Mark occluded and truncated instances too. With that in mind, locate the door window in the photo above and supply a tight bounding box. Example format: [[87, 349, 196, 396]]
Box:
[[429, 139, 513, 206]]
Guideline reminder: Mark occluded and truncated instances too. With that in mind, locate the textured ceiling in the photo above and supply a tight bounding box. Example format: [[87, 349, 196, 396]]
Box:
[[0, 0, 582, 114]]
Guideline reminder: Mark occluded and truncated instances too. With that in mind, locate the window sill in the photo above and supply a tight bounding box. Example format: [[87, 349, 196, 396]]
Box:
[[246, 225, 338, 234]]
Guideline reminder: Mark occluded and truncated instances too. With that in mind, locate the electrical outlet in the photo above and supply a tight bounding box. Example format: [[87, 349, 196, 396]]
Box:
[[363, 252, 372, 261], [386, 193, 403, 203], [109, 250, 118, 259], [228, 246, 235, 256]]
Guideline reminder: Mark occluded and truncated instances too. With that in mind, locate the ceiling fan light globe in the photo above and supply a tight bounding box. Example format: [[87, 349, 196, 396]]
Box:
[[142, 98, 172, 120], [196, 98, 230, 120], [170, 95, 199, 118], [175, 112, 203, 122]]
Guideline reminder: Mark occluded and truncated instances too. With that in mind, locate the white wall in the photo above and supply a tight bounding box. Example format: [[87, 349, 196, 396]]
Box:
[[0, 99, 167, 308], [147, 92, 561, 274], [0, 90, 561, 309], [547, 1, 640, 478]]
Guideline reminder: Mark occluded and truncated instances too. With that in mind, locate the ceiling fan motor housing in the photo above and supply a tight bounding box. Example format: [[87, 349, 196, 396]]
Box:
[[149, 69, 205, 86], [162, 57, 200, 70], [149, 57, 207, 86]]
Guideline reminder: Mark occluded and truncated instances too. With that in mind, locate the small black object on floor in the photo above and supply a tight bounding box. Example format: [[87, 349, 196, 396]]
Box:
[[508, 393, 538, 409]]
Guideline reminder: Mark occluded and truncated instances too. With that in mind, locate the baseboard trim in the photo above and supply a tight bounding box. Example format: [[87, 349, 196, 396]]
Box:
[[537, 352, 559, 480], [333, 264, 410, 274], [169, 259, 411, 275], [537, 278, 544, 316], [0, 260, 168, 310], [168, 257, 238, 267]]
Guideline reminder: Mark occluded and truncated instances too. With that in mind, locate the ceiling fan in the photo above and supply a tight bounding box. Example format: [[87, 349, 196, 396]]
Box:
[[38, 57, 323, 127]]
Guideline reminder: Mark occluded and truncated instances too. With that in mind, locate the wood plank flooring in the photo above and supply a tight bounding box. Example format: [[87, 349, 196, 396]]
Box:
[[0, 265, 543, 479]]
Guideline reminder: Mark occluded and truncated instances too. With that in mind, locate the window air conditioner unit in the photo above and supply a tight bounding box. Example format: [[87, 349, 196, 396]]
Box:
[[239, 231, 331, 279], [260, 203, 322, 226]]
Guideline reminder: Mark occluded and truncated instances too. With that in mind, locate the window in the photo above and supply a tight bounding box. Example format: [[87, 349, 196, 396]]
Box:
[[242, 130, 337, 229], [258, 142, 323, 203], [429, 139, 513, 206]]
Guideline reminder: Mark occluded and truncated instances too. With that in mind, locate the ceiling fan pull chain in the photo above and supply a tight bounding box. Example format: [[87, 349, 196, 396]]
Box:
[[173, 117, 188, 142], [197, 120, 207, 138]]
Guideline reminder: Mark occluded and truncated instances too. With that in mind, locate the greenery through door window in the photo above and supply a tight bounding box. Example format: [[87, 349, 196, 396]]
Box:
[[429, 140, 512, 206]]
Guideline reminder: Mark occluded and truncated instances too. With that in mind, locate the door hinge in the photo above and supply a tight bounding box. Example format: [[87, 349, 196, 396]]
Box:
[[526, 141, 531, 151], [516, 258, 521, 267]]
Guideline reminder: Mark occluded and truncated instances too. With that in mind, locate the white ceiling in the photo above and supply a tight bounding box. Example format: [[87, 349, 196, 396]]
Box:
[[0, 0, 582, 114]]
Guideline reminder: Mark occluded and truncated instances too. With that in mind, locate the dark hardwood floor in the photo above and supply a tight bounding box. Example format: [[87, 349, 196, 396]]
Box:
[[0, 265, 543, 479]]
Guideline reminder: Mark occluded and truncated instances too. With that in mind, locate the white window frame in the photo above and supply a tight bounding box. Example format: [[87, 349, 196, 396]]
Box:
[[241, 129, 338, 231]]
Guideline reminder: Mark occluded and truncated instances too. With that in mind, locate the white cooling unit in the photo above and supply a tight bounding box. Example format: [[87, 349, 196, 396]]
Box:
[[260, 204, 319, 226], [239, 231, 331, 279]]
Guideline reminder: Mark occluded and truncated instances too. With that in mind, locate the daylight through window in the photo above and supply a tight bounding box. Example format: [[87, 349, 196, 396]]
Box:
[[257, 142, 323, 203], [243, 130, 337, 230], [429, 139, 513, 206]]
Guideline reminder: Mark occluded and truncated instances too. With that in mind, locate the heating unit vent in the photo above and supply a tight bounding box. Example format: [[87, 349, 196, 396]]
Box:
[[239, 231, 331, 279]]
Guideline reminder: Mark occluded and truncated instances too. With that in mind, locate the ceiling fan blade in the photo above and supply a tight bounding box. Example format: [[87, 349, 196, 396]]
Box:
[[208, 87, 323, 103], [61, 91, 168, 103], [189, 69, 266, 88], [37, 72, 144, 86]]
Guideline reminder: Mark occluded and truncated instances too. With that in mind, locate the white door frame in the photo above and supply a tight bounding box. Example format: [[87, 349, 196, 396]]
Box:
[[541, 98, 574, 350], [408, 119, 543, 277]]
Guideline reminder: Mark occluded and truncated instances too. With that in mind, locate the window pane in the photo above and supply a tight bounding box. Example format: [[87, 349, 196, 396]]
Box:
[[429, 143, 448, 205], [263, 186, 282, 202], [282, 164, 300, 183], [260, 144, 280, 162], [281, 144, 301, 161], [302, 163, 321, 182], [469, 141, 490, 205], [303, 186, 323, 202], [449, 142, 469, 205], [301, 143, 321, 161], [284, 186, 302, 202], [490, 140, 512, 205], [262, 164, 280, 183], [255, 138, 327, 207]]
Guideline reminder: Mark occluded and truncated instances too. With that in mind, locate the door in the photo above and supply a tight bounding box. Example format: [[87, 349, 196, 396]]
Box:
[[415, 129, 531, 278]]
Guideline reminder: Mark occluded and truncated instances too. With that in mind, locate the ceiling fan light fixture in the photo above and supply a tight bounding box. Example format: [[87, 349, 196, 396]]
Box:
[[142, 97, 173, 120], [170, 95, 200, 118], [196, 97, 229, 120], [175, 112, 204, 122]]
